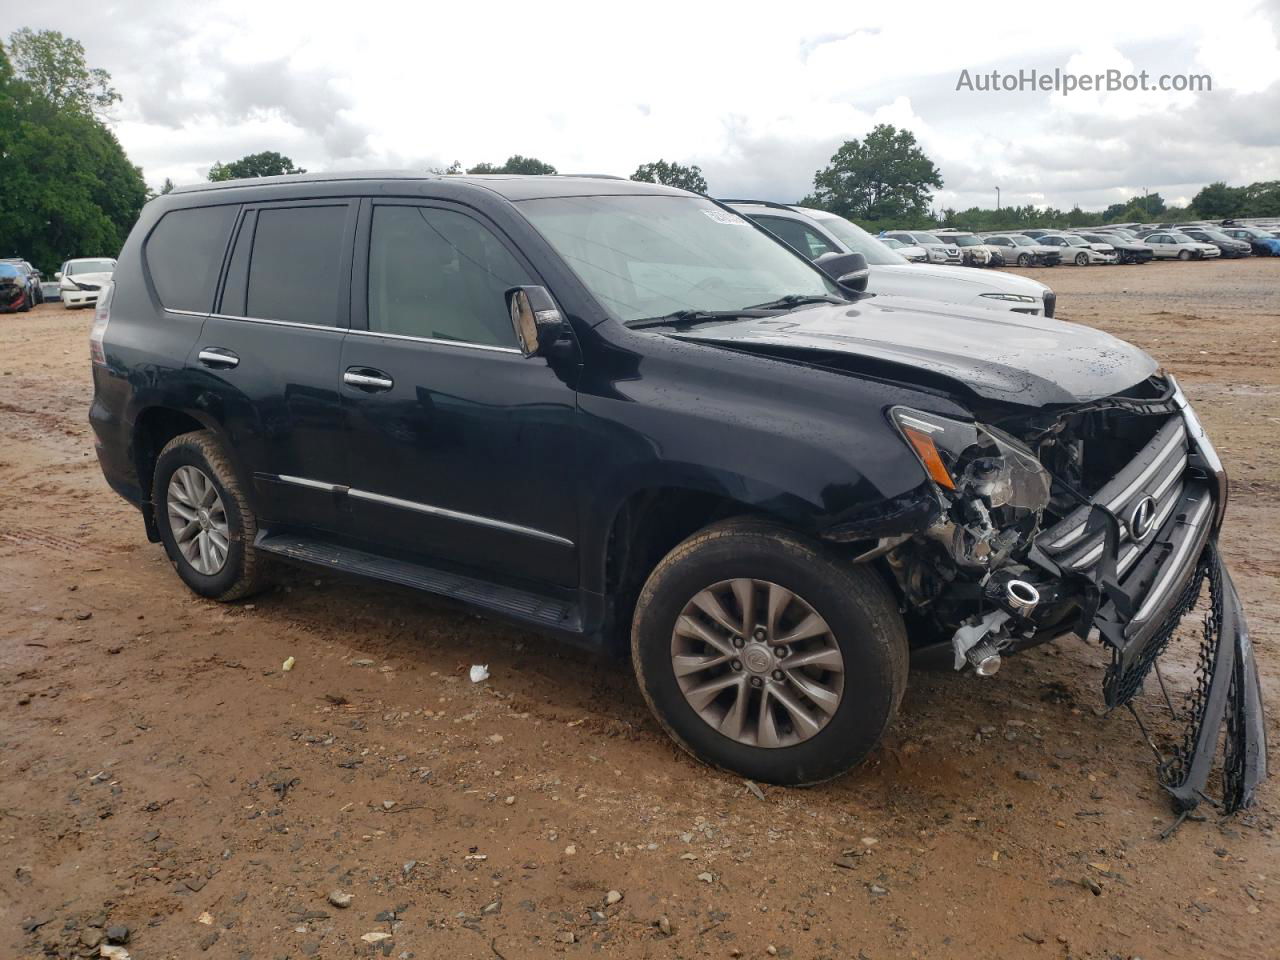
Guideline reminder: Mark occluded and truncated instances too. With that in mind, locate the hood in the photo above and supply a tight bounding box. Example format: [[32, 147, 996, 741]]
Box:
[[667, 297, 1157, 408], [873, 262, 1049, 297], [62, 272, 113, 287]]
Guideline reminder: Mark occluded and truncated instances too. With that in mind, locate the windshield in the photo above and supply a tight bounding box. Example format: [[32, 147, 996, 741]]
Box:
[[911, 233, 944, 245], [1168, 234, 1194, 243], [518, 196, 839, 322], [1064, 237, 1089, 247], [1007, 236, 1036, 246], [801, 210, 906, 265], [67, 260, 115, 275]]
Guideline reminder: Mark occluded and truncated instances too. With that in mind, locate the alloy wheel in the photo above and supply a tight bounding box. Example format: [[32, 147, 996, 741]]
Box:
[[669, 579, 845, 748], [166, 465, 230, 575]]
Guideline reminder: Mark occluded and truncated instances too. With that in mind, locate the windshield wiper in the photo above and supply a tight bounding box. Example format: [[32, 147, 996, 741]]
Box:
[[624, 308, 774, 330], [746, 293, 847, 310]]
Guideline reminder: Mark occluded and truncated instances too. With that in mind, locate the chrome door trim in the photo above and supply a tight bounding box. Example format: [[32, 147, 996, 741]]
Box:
[[174, 308, 525, 355], [347, 488, 574, 547], [276, 474, 348, 494], [267, 474, 573, 548], [345, 327, 523, 355]]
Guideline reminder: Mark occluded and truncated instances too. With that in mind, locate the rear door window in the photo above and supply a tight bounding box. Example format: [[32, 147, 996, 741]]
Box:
[[243, 204, 351, 326], [145, 205, 239, 312]]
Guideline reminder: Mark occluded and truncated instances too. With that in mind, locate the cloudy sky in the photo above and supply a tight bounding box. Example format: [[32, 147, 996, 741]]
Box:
[[11, 0, 1280, 211]]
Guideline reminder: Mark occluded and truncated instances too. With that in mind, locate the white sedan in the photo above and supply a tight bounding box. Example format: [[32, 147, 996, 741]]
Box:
[[57, 258, 117, 308], [1036, 234, 1117, 265], [1140, 231, 1222, 260]]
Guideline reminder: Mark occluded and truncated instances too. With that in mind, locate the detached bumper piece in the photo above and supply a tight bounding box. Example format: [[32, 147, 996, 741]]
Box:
[[1095, 537, 1266, 816]]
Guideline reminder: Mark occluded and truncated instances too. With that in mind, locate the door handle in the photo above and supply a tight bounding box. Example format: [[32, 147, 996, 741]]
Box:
[[343, 368, 394, 392], [198, 347, 240, 369]]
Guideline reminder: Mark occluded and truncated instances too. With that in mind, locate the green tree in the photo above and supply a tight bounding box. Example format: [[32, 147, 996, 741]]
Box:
[[802, 125, 942, 222], [6, 28, 119, 117], [466, 155, 557, 175], [160, 177, 176, 195], [0, 42, 145, 274], [631, 159, 708, 193], [1191, 181, 1244, 219], [208, 151, 306, 181]]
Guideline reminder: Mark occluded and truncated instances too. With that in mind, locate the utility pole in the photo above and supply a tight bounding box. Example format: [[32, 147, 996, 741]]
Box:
[[995, 186, 1001, 211]]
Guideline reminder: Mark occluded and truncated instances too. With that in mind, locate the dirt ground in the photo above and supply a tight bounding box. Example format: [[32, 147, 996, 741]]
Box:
[[2, 258, 1278, 960]]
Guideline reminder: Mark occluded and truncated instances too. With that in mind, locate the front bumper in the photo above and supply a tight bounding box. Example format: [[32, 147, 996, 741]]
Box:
[[61, 285, 101, 306], [1031, 380, 1266, 814]]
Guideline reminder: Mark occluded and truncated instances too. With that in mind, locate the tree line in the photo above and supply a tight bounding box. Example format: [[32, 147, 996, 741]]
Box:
[[799, 122, 1280, 231]]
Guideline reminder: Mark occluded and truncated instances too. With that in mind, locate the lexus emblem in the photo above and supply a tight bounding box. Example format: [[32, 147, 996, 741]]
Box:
[[1130, 495, 1158, 542]]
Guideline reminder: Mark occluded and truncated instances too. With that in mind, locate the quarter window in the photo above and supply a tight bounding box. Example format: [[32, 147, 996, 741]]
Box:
[[367, 206, 530, 347], [145, 205, 238, 312], [243, 205, 349, 326]]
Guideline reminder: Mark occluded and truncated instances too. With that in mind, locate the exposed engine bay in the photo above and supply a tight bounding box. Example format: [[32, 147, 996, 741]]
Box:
[[876, 373, 1266, 820]]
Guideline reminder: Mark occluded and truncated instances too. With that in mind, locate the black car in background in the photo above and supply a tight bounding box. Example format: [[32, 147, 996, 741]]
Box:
[[0, 262, 31, 312], [1077, 232, 1153, 264], [87, 172, 1264, 812], [1179, 227, 1252, 258], [1, 258, 44, 305]]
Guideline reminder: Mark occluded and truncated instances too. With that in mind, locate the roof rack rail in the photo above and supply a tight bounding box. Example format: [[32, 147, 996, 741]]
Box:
[[715, 198, 798, 211]]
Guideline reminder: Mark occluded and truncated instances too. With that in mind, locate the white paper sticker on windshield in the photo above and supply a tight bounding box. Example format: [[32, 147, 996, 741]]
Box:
[[701, 209, 749, 226]]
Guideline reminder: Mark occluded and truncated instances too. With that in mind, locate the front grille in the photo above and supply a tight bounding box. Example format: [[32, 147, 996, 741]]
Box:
[[1037, 415, 1188, 577]]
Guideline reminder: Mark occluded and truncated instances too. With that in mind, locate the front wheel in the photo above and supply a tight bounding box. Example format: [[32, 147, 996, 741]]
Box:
[[631, 520, 908, 786], [1075, 252, 1089, 265], [153, 430, 267, 601], [1178, 250, 1192, 261], [1016, 253, 1032, 266]]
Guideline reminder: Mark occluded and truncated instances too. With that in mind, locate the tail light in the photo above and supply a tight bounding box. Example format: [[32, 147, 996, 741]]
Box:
[[89, 281, 114, 366]]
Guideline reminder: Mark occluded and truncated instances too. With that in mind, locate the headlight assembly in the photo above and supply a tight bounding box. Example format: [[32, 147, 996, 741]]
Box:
[[890, 407, 1052, 567]]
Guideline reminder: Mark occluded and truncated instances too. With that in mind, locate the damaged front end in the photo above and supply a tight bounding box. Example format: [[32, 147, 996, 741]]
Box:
[[878, 375, 1267, 817]]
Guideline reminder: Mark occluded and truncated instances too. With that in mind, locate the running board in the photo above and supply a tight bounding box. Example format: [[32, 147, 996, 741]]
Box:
[[254, 531, 582, 633]]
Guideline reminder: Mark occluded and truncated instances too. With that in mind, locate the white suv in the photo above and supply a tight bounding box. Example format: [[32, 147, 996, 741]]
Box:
[[727, 202, 1056, 316]]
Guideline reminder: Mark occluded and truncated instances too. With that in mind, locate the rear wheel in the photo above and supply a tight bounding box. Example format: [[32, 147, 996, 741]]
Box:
[[631, 519, 908, 785], [153, 430, 267, 601], [1016, 253, 1032, 267]]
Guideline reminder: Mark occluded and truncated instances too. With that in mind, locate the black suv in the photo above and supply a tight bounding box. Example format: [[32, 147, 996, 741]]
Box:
[[90, 173, 1264, 811]]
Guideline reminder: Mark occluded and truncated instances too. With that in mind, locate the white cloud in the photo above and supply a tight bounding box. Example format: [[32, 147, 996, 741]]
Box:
[[14, 0, 1280, 209]]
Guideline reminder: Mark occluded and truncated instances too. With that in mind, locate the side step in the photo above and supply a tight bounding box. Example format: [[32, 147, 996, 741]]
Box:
[[254, 531, 582, 633]]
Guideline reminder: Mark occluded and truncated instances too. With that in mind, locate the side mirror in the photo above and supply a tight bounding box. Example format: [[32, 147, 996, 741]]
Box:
[[507, 285, 568, 358], [55, 271, 63, 280], [814, 251, 869, 293]]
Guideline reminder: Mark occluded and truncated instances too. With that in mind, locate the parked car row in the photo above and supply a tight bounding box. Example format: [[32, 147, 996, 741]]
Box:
[[0, 257, 118, 312]]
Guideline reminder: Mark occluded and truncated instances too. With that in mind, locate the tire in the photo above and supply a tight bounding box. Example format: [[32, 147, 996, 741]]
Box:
[[1016, 253, 1031, 267], [631, 519, 908, 786], [153, 429, 267, 602], [1178, 250, 1192, 261], [1074, 252, 1089, 266]]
